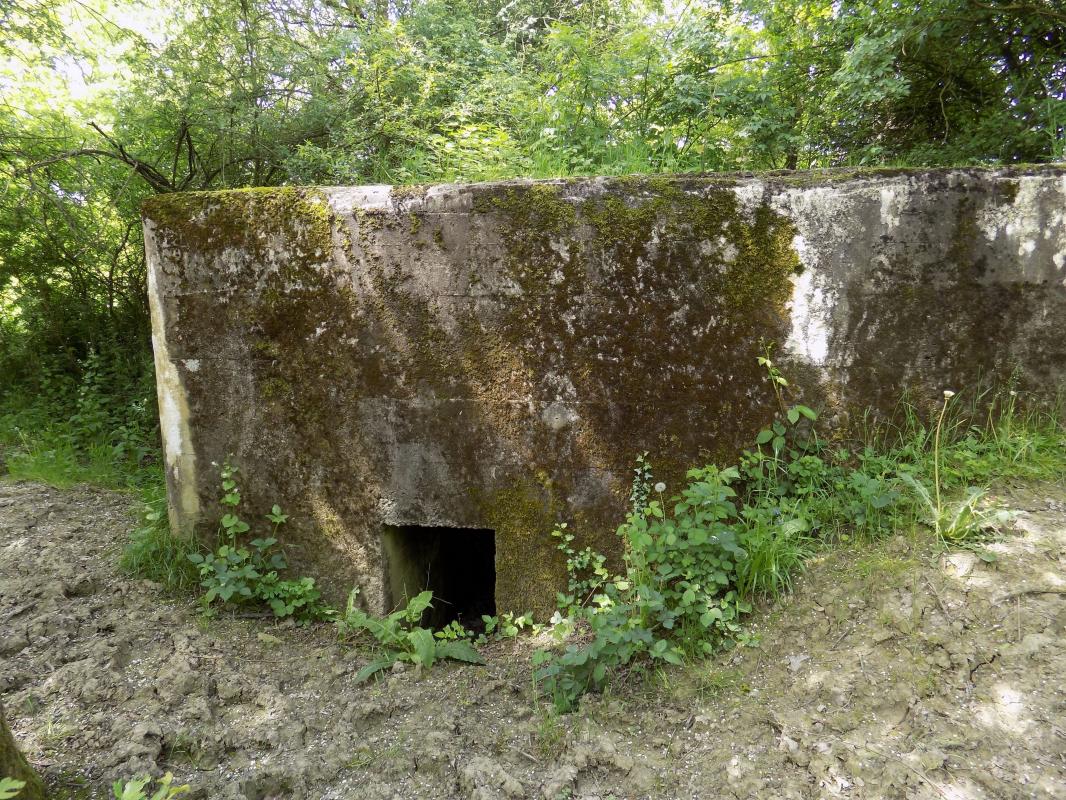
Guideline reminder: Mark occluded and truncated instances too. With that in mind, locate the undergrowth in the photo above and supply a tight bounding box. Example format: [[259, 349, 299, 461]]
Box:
[[186, 460, 332, 623], [0, 349, 160, 491], [532, 363, 1066, 710]]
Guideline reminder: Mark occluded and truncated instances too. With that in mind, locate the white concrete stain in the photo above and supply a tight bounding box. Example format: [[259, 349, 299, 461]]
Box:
[[144, 220, 200, 532], [784, 246, 833, 366], [879, 185, 906, 229]]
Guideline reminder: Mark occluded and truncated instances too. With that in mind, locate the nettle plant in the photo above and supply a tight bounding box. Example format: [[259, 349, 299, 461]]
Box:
[[188, 460, 331, 623], [535, 465, 756, 710]]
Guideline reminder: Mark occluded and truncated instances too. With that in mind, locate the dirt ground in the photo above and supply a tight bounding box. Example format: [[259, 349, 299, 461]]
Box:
[[1, 478, 1065, 800]]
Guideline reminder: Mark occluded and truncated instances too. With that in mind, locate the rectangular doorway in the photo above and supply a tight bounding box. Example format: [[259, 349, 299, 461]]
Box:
[[381, 525, 496, 629]]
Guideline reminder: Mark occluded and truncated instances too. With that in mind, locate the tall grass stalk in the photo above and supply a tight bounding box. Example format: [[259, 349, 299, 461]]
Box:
[[932, 389, 954, 537]]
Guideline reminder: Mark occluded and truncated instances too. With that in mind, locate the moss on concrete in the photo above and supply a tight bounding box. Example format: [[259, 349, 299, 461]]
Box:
[[479, 481, 566, 618], [145, 169, 1066, 618], [143, 187, 333, 270]]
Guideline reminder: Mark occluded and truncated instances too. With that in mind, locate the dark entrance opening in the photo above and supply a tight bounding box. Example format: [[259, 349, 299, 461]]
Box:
[[381, 526, 496, 629]]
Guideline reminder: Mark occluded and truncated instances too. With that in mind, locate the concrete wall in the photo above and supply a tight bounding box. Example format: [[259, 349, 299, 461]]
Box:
[[142, 166, 1066, 615]]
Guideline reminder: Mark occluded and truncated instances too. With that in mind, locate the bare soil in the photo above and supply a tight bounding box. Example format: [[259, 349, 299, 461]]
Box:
[[1, 478, 1065, 799]]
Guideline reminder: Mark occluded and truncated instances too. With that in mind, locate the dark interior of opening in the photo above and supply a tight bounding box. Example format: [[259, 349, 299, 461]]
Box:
[[381, 526, 496, 629]]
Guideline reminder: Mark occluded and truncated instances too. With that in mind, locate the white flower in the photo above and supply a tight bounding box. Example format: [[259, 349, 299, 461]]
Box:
[[654, 482, 666, 493], [943, 390, 955, 399]]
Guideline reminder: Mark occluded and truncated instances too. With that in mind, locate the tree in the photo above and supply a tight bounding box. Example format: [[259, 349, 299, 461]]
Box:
[[0, 701, 46, 800]]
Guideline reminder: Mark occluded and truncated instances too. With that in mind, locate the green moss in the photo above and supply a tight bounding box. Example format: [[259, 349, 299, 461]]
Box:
[[996, 179, 1020, 205], [479, 174, 801, 468], [581, 178, 802, 314], [479, 480, 565, 617], [259, 376, 292, 400], [252, 339, 282, 359], [144, 187, 333, 262], [391, 184, 428, 203], [474, 183, 576, 234]]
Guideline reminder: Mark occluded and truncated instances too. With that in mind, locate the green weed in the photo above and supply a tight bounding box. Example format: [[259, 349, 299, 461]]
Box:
[[336, 590, 485, 680], [534, 704, 567, 760], [186, 460, 332, 623], [112, 774, 189, 800], [119, 484, 200, 591]]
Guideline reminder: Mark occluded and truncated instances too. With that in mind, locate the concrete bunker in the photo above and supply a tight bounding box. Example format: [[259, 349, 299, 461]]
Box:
[[382, 525, 496, 626], [142, 166, 1066, 617]]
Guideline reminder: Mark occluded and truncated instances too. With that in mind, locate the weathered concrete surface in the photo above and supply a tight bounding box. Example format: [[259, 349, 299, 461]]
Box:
[[142, 166, 1066, 615]]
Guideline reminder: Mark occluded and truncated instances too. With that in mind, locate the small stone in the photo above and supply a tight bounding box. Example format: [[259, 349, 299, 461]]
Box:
[[787, 653, 810, 672], [0, 632, 29, 656], [941, 552, 977, 578], [918, 749, 947, 771]]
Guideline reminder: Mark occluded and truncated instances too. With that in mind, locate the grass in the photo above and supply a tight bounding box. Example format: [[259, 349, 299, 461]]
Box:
[[0, 405, 161, 492], [3, 436, 130, 489], [733, 515, 815, 598], [118, 482, 201, 592], [862, 384, 1066, 547], [721, 384, 1065, 601]]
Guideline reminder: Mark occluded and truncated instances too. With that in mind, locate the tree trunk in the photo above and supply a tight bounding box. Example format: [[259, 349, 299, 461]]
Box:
[[0, 701, 46, 800]]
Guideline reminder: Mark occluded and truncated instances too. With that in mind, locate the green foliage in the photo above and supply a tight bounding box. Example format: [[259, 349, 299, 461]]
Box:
[[0, 779, 25, 800], [186, 460, 331, 623], [534, 358, 1066, 709], [119, 483, 200, 591], [336, 590, 485, 680], [486, 612, 535, 639], [112, 773, 190, 800], [433, 620, 474, 641], [0, 348, 160, 490]]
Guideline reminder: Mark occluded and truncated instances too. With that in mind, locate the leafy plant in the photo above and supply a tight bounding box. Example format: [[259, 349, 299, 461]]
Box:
[[479, 611, 537, 642], [434, 620, 473, 641], [187, 460, 330, 622], [898, 474, 1011, 545], [536, 459, 764, 710], [337, 590, 485, 680], [0, 779, 25, 800], [112, 773, 190, 800], [896, 390, 1015, 545]]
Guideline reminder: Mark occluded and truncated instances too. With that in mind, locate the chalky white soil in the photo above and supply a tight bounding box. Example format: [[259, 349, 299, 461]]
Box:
[[2, 478, 1065, 799]]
